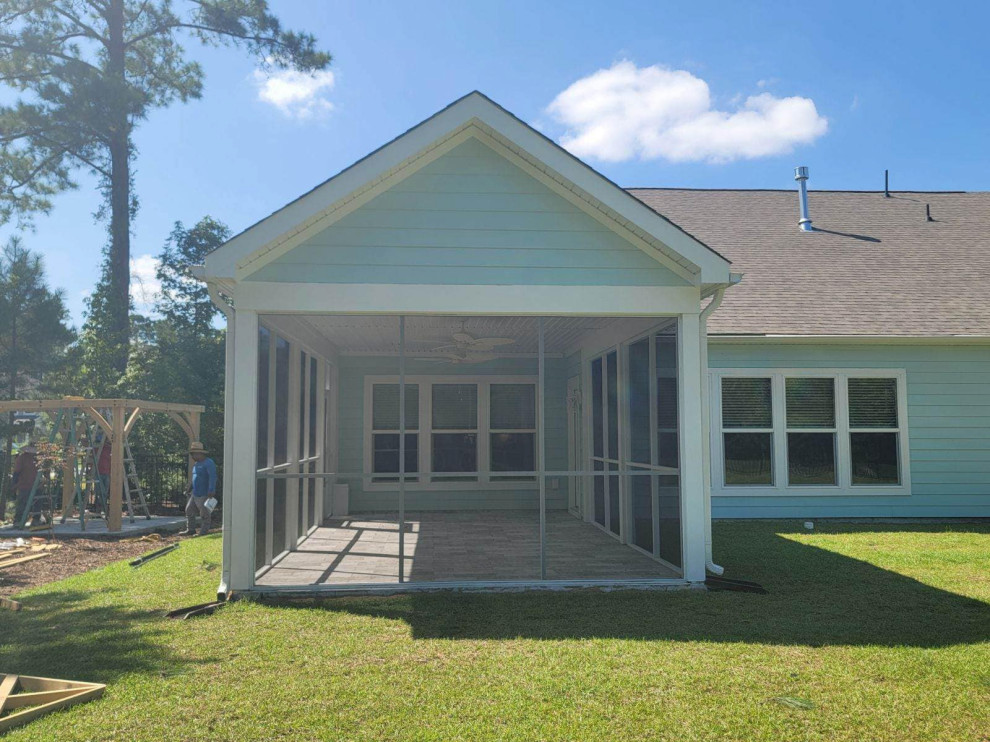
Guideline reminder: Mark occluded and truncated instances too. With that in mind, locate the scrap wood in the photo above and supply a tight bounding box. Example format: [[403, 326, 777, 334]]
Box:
[[0, 674, 105, 734], [0, 553, 51, 570], [0, 598, 22, 612]]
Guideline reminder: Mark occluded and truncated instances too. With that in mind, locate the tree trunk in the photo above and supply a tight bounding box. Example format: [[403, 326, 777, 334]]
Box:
[[107, 0, 130, 377], [0, 310, 16, 519]]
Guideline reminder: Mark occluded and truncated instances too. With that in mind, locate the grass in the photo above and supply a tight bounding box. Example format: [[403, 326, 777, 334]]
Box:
[[1, 522, 988, 741]]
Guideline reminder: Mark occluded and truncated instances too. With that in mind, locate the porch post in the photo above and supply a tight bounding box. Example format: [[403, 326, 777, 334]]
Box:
[[678, 312, 707, 583], [398, 316, 406, 583], [228, 309, 259, 591], [538, 317, 546, 580], [219, 309, 237, 594]]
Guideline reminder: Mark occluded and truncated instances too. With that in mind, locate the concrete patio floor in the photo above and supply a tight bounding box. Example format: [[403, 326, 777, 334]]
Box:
[[0, 514, 185, 539], [255, 510, 680, 586]]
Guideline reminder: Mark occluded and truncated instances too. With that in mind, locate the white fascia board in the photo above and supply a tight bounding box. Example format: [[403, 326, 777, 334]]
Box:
[[237, 282, 702, 316], [709, 334, 990, 346], [201, 92, 732, 285]]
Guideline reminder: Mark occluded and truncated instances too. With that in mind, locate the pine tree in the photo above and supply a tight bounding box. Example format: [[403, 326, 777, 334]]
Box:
[[0, 1, 330, 377], [0, 237, 74, 516]]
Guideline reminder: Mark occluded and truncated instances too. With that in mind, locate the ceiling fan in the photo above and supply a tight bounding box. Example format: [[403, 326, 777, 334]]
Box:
[[415, 327, 515, 364]]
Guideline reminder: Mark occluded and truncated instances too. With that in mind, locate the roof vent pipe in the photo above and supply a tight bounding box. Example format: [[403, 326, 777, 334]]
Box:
[[794, 166, 813, 232]]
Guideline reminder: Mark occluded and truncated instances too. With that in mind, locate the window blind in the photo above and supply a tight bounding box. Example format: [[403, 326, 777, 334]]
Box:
[[432, 384, 478, 430], [848, 378, 898, 428], [490, 384, 536, 429], [372, 384, 419, 430], [785, 377, 835, 428], [721, 377, 773, 428]]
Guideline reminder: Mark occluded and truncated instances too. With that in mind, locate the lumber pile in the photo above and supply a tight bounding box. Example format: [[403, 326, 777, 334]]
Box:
[[0, 543, 61, 571], [0, 674, 105, 733]]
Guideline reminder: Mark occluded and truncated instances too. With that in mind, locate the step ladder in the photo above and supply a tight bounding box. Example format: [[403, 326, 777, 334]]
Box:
[[123, 442, 152, 522]]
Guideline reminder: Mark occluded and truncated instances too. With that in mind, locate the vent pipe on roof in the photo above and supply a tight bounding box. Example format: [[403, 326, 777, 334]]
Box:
[[794, 166, 813, 232]]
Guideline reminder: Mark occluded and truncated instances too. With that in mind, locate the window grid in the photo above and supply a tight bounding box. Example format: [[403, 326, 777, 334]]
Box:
[[712, 369, 909, 496]]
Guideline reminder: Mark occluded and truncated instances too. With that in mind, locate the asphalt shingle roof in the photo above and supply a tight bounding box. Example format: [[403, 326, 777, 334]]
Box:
[[628, 188, 990, 337]]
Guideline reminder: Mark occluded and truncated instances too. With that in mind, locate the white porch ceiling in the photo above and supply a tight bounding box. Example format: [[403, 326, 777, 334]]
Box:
[[280, 315, 665, 355]]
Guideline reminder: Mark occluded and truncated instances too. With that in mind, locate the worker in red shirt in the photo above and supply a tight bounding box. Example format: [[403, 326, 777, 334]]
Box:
[[12, 441, 41, 526]]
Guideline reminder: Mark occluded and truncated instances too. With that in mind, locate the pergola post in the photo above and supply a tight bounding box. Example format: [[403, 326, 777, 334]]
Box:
[[108, 403, 125, 532]]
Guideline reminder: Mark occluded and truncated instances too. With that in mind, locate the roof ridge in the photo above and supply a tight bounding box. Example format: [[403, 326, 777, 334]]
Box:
[[625, 187, 975, 194]]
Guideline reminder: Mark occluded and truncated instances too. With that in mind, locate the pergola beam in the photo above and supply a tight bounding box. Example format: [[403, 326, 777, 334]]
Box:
[[0, 399, 204, 414]]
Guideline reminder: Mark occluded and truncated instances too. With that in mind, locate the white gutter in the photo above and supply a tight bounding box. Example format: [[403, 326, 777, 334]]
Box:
[[699, 285, 728, 576], [200, 270, 237, 599]]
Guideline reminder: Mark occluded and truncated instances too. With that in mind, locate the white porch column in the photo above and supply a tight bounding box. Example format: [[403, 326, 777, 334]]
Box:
[[678, 312, 707, 583], [228, 308, 259, 591], [219, 308, 236, 595]]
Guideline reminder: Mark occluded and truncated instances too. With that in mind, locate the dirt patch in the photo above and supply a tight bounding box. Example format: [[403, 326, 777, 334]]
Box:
[[0, 535, 183, 597]]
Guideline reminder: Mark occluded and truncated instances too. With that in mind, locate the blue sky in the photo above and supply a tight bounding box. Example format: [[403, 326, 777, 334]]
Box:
[[5, 0, 989, 325]]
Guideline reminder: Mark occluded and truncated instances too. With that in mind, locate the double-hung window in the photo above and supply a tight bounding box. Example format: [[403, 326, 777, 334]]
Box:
[[714, 370, 908, 494], [367, 377, 537, 487], [431, 384, 478, 482], [371, 383, 419, 483], [489, 384, 536, 480]]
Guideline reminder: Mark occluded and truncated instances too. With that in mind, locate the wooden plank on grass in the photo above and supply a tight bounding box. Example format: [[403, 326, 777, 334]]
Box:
[[0, 553, 50, 570], [0, 674, 20, 714], [0, 597, 22, 611]]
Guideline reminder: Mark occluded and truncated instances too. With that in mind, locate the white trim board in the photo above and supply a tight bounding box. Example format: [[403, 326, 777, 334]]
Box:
[[236, 282, 703, 315]]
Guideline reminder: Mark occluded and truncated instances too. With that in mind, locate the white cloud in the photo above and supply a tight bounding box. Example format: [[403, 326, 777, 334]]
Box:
[[130, 254, 161, 311], [546, 61, 828, 164], [252, 64, 336, 120]]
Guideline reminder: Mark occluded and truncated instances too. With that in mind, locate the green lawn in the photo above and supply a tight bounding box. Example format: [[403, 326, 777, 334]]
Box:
[[2, 522, 988, 741]]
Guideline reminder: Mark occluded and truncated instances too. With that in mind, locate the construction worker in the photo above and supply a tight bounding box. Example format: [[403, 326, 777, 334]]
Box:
[[181, 441, 217, 536], [11, 441, 41, 526]]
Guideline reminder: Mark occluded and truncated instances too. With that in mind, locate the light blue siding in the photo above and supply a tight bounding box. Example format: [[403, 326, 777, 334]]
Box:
[[336, 354, 569, 512], [709, 342, 990, 518], [249, 138, 688, 287]]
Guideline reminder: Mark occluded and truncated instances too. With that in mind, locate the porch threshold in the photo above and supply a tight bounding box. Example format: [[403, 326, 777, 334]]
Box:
[[246, 577, 700, 599]]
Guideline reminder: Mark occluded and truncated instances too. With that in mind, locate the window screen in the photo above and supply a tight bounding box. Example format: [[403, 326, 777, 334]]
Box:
[[490, 384, 535, 430]]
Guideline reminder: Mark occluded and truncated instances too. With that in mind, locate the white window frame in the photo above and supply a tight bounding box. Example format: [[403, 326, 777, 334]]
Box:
[[363, 375, 539, 491], [710, 368, 911, 497]]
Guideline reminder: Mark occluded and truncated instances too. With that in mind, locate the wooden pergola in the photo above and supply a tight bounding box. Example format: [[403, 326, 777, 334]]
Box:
[[1, 398, 205, 531]]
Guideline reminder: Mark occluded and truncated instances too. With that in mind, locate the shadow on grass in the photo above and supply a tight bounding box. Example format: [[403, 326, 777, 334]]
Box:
[[0, 585, 216, 685], [267, 523, 990, 648]]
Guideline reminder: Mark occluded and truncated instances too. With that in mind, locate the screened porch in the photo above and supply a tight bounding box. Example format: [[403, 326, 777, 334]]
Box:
[[246, 314, 697, 590]]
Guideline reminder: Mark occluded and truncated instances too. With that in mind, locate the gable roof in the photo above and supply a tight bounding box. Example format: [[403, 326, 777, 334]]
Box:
[[202, 92, 732, 286], [629, 188, 990, 338]]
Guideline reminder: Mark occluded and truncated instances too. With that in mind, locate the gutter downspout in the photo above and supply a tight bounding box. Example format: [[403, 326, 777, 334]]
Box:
[[700, 285, 728, 576], [201, 273, 237, 599]]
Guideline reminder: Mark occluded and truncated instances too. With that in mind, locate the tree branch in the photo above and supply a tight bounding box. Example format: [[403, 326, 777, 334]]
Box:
[[48, 4, 108, 45]]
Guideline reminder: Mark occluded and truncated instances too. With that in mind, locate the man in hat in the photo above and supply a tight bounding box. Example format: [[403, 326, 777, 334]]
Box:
[[11, 441, 40, 526], [181, 441, 217, 536]]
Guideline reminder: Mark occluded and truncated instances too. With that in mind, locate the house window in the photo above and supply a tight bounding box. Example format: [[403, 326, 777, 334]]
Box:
[[715, 371, 908, 493], [785, 377, 836, 486], [365, 377, 537, 487], [848, 378, 900, 485], [490, 384, 536, 480], [720, 377, 774, 486], [371, 383, 419, 482]]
